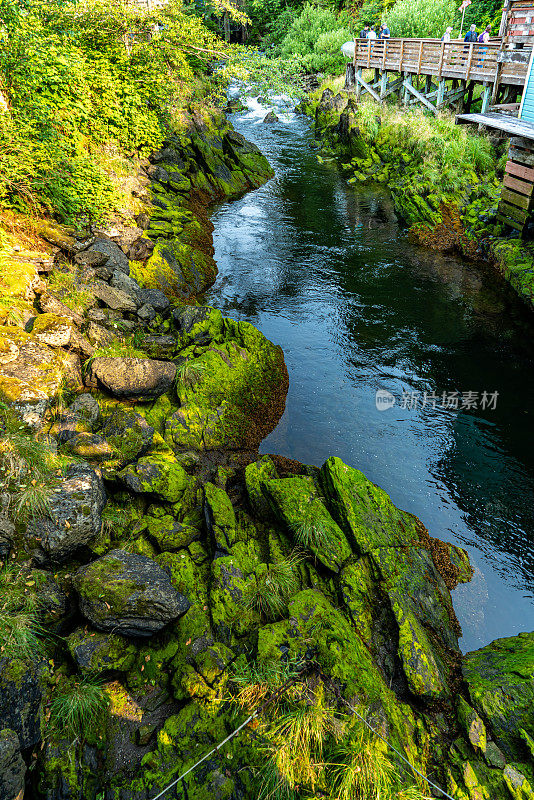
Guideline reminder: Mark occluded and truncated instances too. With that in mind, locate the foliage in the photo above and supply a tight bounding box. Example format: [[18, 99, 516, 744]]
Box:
[[0, 0, 229, 224], [382, 0, 457, 38], [242, 552, 303, 619], [0, 406, 61, 520], [176, 359, 208, 388], [294, 516, 333, 550], [50, 674, 109, 743], [47, 270, 95, 311], [0, 565, 44, 661], [280, 5, 352, 73]]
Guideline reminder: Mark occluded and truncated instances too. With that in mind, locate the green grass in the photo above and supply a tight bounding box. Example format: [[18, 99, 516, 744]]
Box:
[[176, 359, 208, 389], [0, 565, 45, 660], [294, 516, 332, 551], [50, 675, 109, 743], [242, 552, 303, 620], [47, 270, 94, 311]]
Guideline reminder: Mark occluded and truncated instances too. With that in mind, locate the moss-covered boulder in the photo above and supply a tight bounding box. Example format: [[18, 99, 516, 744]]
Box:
[[73, 549, 191, 637], [463, 632, 534, 762], [26, 464, 106, 563], [67, 627, 137, 673], [165, 312, 287, 451], [99, 408, 154, 478], [0, 729, 26, 800], [263, 475, 352, 571], [119, 453, 194, 504], [0, 658, 44, 751]]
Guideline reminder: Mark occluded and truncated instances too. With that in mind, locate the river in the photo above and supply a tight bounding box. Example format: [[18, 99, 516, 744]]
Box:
[[206, 95, 534, 652]]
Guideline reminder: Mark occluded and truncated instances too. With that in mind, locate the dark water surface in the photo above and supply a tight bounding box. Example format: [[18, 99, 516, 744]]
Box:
[[206, 97, 534, 652]]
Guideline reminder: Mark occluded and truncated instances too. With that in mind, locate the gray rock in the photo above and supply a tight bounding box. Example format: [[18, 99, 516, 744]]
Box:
[[142, 335, 176, 359], [138, 288, 169, 312], [60, 432, 113, 462], [54, 412, 91, 446], [0, 658, 43, 749], [263, 111, 279, 123], [67, 628, 136, 673], [128, 237, 155, 262], [0, 729, 26, 800], [87, 238, 129, 275], [86, 321, 116, 348], [137, 304, 156, 322], [74, 250, 109, 268], [90, 357, 176, 400], [110, 270, 143, 301], [73, 550, 191, 637], [94, 265, 114, 281], [32, 570, 69, 628], [92, 280, 138, 312], [68, 394, 101, 427], [26, 464, 106, 562], [39, 293, 85, 327]]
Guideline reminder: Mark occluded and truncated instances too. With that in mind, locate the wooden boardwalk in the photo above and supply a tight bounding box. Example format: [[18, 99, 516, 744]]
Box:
[[348, 38, 530, 113]]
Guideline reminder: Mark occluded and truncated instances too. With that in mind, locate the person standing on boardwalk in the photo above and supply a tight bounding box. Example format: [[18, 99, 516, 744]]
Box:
[[359, 23, 369, 38], [442, 25, 453, 41], [464, 23, 478, 42], [379, 23, 390, 39]]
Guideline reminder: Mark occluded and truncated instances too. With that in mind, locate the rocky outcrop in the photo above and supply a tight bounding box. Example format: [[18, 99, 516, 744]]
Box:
[[89, 357, 176, 400], [0, 658, 43, 751], [73, 549, 191, 636], [26, 464, 106, 563], [0, 729, 26, 800]]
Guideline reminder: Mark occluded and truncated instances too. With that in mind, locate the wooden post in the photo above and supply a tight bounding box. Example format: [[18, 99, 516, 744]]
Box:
[[403, 72, 412, 104], [355, 67, 363, 101], [399, 40, 405, 73], [481, 81, 491, 112], [380, 71, 388, 99], [437, 41, 445, 80], [425, 74, 432, 94], [465, 79, 474, 111], [436, 78, 446, 109], [465, 42, 474, 81], [382, 39, 388, 70], [417, 39, 424, 73]]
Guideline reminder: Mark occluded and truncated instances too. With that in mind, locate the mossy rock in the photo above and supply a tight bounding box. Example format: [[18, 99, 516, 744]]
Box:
[[203, 482, 236, 553], [263, 475, 352, 572], [463, 632, 534, 762], [119, 452, 194, 504], [67, 627, 137, 674]]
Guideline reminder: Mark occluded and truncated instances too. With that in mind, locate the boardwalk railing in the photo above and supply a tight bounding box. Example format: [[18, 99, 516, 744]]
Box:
[[353, 38, 528, 86]]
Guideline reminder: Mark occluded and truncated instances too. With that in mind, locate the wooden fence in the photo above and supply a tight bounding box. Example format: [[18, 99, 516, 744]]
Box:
[[353, 38, 528, 86]]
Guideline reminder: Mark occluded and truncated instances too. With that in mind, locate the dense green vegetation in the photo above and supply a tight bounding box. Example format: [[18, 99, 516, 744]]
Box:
[[0, 0, 228, 225]]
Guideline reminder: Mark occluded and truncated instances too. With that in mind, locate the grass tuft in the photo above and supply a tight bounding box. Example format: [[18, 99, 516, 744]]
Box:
[[50, 675, 109, 743], [176, 359, 208, 389], [242, 552, 303, 620]]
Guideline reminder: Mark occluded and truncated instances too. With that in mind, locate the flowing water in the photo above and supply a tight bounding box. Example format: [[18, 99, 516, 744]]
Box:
[[206, 96, 534, 652]]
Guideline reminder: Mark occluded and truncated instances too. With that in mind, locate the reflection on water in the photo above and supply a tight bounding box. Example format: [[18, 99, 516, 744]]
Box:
[[206, 96, 534, 652]]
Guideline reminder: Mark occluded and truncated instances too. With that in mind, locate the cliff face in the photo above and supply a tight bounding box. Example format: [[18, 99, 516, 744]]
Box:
[[0, 107, 532, 800]]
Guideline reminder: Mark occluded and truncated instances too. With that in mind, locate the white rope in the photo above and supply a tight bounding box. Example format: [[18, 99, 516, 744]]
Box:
[[150, 709, 259, 800], [149, 664, 457, 800]]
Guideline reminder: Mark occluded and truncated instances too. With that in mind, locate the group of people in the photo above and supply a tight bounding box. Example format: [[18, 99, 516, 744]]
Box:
[[442, 23, 492, 42], [359, 23, 390, 39], [358, 21, 491, 43]]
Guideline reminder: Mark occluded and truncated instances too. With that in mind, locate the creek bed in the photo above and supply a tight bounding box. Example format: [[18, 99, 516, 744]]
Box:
[[206, 96, 534, 652]]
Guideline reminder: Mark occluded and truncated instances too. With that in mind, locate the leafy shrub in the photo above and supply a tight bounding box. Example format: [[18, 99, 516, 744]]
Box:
[[280, 5, 352, 73], [382, 0, 457, 38]]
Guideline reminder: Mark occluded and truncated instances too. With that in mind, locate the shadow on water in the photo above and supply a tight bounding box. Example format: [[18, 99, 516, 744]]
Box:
[[206, 95, 534, 652]]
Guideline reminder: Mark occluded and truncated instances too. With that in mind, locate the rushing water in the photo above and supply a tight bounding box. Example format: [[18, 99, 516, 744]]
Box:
[[206, 95, 534, 652]]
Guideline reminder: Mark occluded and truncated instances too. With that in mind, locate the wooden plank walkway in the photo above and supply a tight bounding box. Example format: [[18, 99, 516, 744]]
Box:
[[353, 38, 528, 86], [455, 111, 534, 139]]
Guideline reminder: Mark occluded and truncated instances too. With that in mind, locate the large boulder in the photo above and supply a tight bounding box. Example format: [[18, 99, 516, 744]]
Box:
[[73, 550, 191, 637], [99, 408, 154, 478], [86, 238, 129, 275], [67, 628, 137, 674], [0, 658, 43, 750], [90, 357, 176, 401], [0, 327, 72, 422], [118, 454, 193, 504], [0, 729, 26, 800], [463, 632, 534, 762], [26, 464, 106, 563]]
